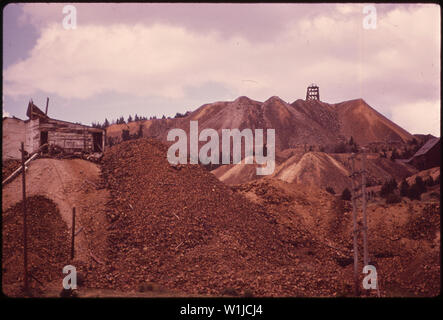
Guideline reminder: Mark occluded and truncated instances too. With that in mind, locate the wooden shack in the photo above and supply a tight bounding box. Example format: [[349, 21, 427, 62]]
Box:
[[2, 100, 105, 160], [406, 137, 440, 171]]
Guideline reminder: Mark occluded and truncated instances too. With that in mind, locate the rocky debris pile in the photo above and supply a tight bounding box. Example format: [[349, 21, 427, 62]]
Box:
[[405, 203, 440, 241], [98, 138, 347, 296], [233, 181, 295, 205], [234, 178, 441, 297], [234, 179, 356, 285], [360, 202, 440, 297], [2, 196, 70, 296]]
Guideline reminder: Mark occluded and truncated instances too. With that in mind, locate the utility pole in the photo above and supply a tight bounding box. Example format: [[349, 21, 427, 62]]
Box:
[[21, 142, 29, 294], [361, 151, 369, 267], [71, 207, 76, 260], [350, 153, 360, 296], [348, 149, 378, 297]]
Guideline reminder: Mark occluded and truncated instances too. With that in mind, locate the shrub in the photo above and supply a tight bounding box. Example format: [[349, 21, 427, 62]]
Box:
[[121, 129, 130, 141], [407, 183, 422, 200], [137, 124, 144, 138], [386, 193, 401, 204], [380, 178, 397, 198], [341, 188, 351, 201], [415, 176, 427, 194], [334, 142, 348, 153], [390, 149, 400, 161], [400, 180, 409, 197], [425, 176, 434, 187], [349, 136, 354, 146], [429, 192, 440, 199], [326, 187, 335, 195]]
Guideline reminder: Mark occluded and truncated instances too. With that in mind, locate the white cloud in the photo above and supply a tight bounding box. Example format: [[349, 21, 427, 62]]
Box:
[[3, 4, 440, 135], [335, 4, 358, 15], [391, 100, 440, 136]]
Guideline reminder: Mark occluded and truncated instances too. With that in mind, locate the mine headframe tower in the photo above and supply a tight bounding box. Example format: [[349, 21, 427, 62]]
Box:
[[306, 83, 320, 101]]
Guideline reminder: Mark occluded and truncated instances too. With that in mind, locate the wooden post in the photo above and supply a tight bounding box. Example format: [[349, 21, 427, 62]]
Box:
[[350, 154, 360, 296], [71, 208, 76, 260], [83, 128, 86, 152], [21, 142, 29, 294]]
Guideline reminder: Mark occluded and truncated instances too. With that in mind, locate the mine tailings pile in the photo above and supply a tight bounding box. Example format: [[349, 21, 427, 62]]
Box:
[[100, 138, 346, 296], [2, 196, 70, 296]]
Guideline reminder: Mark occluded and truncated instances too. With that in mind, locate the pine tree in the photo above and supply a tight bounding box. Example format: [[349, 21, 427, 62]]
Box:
[[425, 176, 434, 187], [400, 180, 409, 197], [381, 178, 397, 198], [341, 188, 351, 201], [415, 176, 427, 193], [121, 129, 130, 141], [349, 136, 354, 146]]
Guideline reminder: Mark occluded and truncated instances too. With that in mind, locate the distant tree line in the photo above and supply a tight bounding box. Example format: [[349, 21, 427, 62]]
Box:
[[173, 111, 191, 118], [91, 114, 149, 129], [379, 174, 439, 203], [91, 110, 192, 129]]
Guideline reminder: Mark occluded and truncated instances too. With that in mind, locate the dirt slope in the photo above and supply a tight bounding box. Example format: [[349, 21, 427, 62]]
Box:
[[2, 158, 110, 279], [210, 161, 261, 185], [405, 167, 440, 185], [270, 152, 417, 193], [272, 152, 350, 192], [98, 138, 351, 296], [334, 99, 414, 145]]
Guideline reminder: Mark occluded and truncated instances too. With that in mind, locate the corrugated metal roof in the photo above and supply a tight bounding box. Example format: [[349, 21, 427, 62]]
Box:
[[408, 137, 440, 160]]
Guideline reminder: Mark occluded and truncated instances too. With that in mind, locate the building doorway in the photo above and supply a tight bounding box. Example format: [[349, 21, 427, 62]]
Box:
[[92, 132, 103, 152], [40, 131, 48, 153]]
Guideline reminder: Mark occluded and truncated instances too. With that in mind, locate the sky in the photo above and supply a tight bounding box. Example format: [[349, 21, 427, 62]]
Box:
[[2, 3, 441, 136]]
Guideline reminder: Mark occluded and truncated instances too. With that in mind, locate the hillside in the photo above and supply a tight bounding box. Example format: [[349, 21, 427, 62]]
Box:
[[233, 178, 440, 297], [214, 150, 418, 192], [333, 99, 414, 145], [272, 152, 351, 193], [270, 152, 417, 193], [106, 96, 415, 150], [2, 138, 438, 297]]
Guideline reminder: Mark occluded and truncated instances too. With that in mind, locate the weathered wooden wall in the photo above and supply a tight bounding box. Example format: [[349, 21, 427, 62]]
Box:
[[3, 117, 104, 160], [40, 118, 103, 153], [26, 118, 40, 154], [2, 118, 39, 160]]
